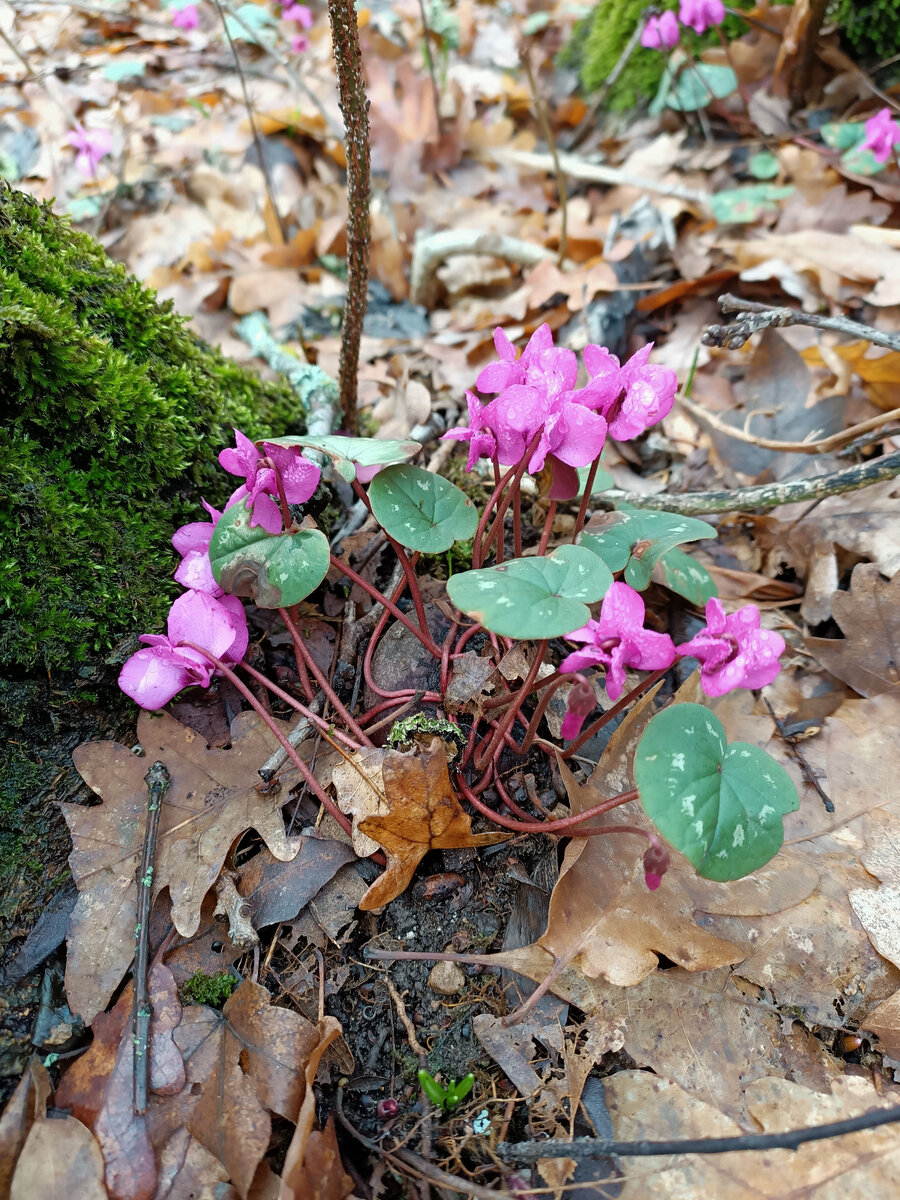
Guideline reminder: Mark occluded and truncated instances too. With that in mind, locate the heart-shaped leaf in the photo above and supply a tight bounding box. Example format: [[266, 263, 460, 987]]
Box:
[[369, 464, 478, 553], [209, 502, 329, 608], [667, 63, 737, 112], [653, 547, 717, 606], [446, 545, 612, 640], [580, 508, 715, 591], [266, 434, 420, 481], [634, 702, 798, 881]]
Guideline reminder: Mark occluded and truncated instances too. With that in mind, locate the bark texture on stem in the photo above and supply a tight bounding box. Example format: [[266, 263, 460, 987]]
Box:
[[328, 0, 370, 436]]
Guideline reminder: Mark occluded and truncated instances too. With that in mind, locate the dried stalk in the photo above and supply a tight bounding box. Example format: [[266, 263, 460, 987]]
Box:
[[703, 294, 900, 354], [327, 0, 371, 435], [133, 760, 169, 1114]]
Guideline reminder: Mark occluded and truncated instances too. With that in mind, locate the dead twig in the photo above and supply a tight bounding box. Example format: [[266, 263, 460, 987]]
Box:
[[703, 294, 900, 354], [327, 0, 371, 436], [520, 41, 567, 265], [384, 978, 428, 1058], [133, 760, 169, 1114], [416, 0, 444, 134], [680, 394, 900, 456], [592, 450, 900, 514], [258, 692, 324, 781], [763, 698, 833, 814], [410, 229, 553, 307], [212, 0, 287, 243]]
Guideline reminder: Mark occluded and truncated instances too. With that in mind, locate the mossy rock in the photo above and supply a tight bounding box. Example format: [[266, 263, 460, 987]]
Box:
[[837, 0, 900, 60], [0, 183, 307, 676]]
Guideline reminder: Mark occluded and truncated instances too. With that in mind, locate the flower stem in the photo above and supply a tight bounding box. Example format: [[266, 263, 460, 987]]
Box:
[[472, 640, 548, 772], [279, 607, 372, 745], [573, 457, 600, 539], [330, 554, 442, 657], [460, 775, 640, 834], [537, 500, 556, 555], [559, 666, 667, 759]]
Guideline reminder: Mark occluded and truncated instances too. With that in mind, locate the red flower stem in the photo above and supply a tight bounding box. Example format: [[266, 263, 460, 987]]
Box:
[[440, 618, 460, 694], [359, 695, 415, 726], [473, 639, 548, 772], [513, 487, 523, 559], [482, 668, 561, 712], [180, 642, 362, 843], [478, 433, 542, 566], [329, 554, 441, 657], [493, 772, 537, 822], [559, 666, 668, 760], [283, 604, 315, 701], [235, 657, 362, 750], [511, 674, 572, 755], [385, 537, 431, 647], [573, 457, 600, 540], [460, 775, 640, 834], [278, 607, 372, 746], [537, 500, 557, 556], [473, 460, 519, 568], [452, 622, 482, 656]]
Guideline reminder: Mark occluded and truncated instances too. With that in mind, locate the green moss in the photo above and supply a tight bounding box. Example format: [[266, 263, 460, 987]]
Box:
[[180, 970, 238, 1007], [0, 184, 307, 675], [837, 0, 900, 59], [561, 0, 755, 110]]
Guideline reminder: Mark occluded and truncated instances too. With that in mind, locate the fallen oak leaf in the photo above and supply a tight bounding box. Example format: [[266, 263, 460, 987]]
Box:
[[66, 710, 301, 1021], [9, 1116, 107, 1200], [0, 1058, 51, 1198], [279, 1017, 350, 1200], [806, 564, 900, 697], [353, 738, 508, 910]]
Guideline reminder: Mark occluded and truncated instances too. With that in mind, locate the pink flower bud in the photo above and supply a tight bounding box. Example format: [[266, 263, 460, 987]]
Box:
[[643, 841, 670, 891], [377, 1097, 399, 1121]]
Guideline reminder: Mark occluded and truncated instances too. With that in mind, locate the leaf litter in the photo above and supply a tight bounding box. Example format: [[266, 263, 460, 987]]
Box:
[[7, 0, 900, 1195]]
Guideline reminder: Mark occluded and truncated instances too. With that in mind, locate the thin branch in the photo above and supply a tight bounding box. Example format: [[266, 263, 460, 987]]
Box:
[[217, 0, 343, 137], [133, 760, 169, 1114], [410, 229, 553, 307], [212, 0, 287, 242], [680, 393, 900, 456], [521, 41, 567, 265], [592, 450, 900, 515], [327, 0, 371, 436], [416, 0, 443, 134], [703, 294, 900, 354], [498, 1103, 900, 1163]]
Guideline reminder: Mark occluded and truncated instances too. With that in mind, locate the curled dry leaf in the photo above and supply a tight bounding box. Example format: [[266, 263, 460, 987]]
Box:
[[66, 710, 301, 1021], [10, 1116, 106, 1200], [0, 1057, 51, 1198], [806, 564, 900, 697], [334, 737, 508, 910], [278, 1017, 350, 1200]]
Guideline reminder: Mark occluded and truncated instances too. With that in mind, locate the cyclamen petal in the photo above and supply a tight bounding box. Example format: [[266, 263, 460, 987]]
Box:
[[863, 107, 900, 165], [174, 548, 222, 596], [219, 429, 261, 480], [119, 649, 196, 710], [676, 598, 785, 697], [678, 0, 725, 35], [263, 443, 322, 504], [173, 3, 200, 30], [167, 590, 241, 663]]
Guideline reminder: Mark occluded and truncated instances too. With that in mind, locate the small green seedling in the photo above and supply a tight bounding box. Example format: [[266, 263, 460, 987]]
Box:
[[418, 1069, 475, 1111]]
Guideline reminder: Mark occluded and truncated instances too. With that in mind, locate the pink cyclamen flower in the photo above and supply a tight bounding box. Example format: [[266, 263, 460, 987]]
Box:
[[282, 2, 313, 26], [65, 125, 113, 178], [172, 3, 200, 30], [291, 33, 310, 52], [862, 108, 900, 165], [218, 430, 321, 532], [642, 11, 679, 50], [560, 582, 675, 701], [675, 597, 785, 697], [442, 391, 497, 472], [582, 342, 677, 441], [172, 499, 223, 596], [560, 675, 596, 741], [678, 0, 725, 35], [118, 590, 248, 709]]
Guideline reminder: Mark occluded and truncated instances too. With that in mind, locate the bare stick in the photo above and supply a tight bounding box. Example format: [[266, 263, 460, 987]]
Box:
[[327, 0, 370, 436], [133, 760, 169, 1114], [704, 294, 900, 354], [258, 692, 323, 781], [521, 42, 567, 264], [680, 393, 900, 456], [410, 228, 553, 307], [212, 0, 287, 243], [592, 450, 900, 515], [498, 1103, 900, 1163]]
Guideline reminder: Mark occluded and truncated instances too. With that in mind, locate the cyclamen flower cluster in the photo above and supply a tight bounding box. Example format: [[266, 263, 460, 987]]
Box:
[[442, 325, 677, 481], [862, 108, 900, 166], [641, 0, 725, 50], [118, 432, 320, 709], [559, 589, 786, 738], [66, 125, 112, 178], [279, 0, 313, 52], [172, 2, 200, 31]]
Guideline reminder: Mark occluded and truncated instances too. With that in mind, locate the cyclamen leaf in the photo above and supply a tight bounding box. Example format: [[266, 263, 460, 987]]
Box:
[[369, 464, 478, 553], [447, 545, 612, 640], [710, 184, 795, 224], [634, 703, 798, 881], [266, 433, 420, 481], [653, 547, 717, 606], [667, 63, 737, 112], [209, 501, 329, 608], [580, 508, 715, 591]]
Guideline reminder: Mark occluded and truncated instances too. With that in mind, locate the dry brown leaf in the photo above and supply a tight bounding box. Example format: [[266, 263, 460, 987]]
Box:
[[849, 809, 900, 970], [604, 1071, 900, 1198], [806, 564, 900, 696], [800, 340, 900, 410], [238, 839, 356, 931], [342, 738, 507, 909], [0, 1058, 51, 1199], [729, 229, 900, 306], [862, 989, 900, 1059], [278, 1016, 347, 1200], [10, 1116, 107, 1200], [279, 1116, 352, 1200], [66, 710, 301, 1021], [444, 650, 497, 716], [522, 258, 617, 312], [152, 1127, 236, 1200]]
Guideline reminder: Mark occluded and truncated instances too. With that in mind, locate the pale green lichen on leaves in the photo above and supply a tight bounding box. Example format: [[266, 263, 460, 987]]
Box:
[[369, 464, 478, 554], [268, 433, 420, 481], [655, 547, 717, 606], [447, 545, 612, 640], [635, 702, 798, 882]]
